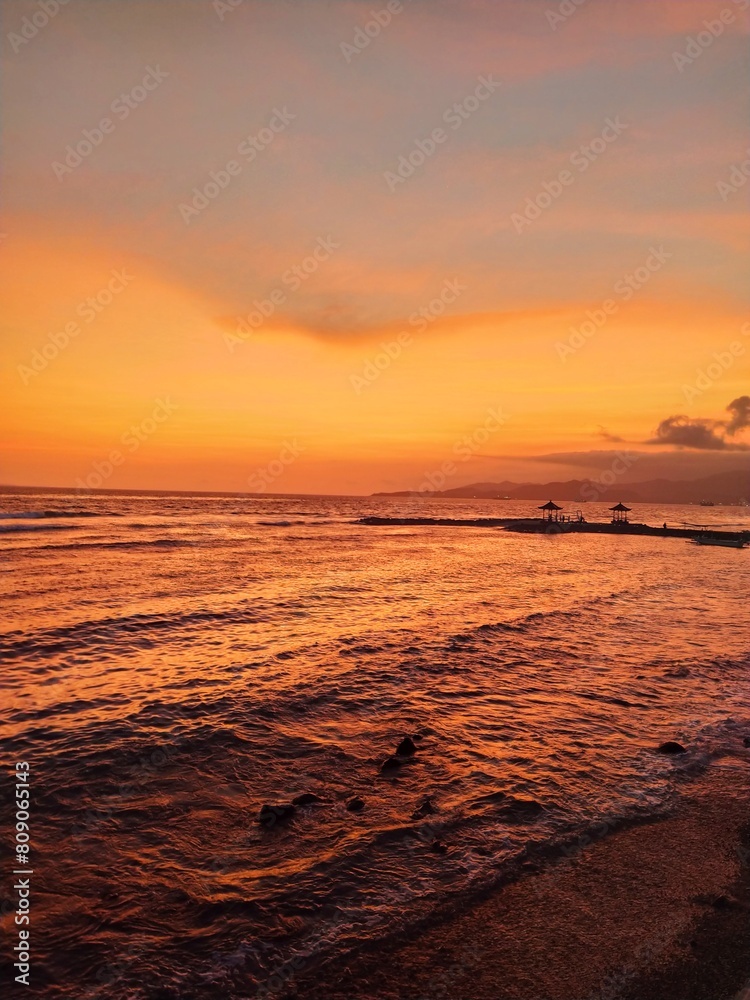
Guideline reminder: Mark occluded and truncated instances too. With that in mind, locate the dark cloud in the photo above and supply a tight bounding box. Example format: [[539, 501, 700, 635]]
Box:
[[726, 396, 750, 436], [647, 397, 750, 451], [649, 416, 731, 450], [596, 425, 625, 443]]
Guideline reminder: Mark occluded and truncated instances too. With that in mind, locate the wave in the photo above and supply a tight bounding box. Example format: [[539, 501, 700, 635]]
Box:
[[0, 509, 101, 519], [442, 582, 696, 648], [0, 523, 83, 534], [257, 519, 309, 526], [19, 711, 744, 1000], [257, 519, 339, 527], [0, 599, 275, 663], [36, 538, 194, 552]]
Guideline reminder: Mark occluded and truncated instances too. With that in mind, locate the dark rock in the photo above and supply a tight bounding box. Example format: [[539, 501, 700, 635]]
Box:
[[291, 793, 327, 806], [396, 737, 417, 756], [258, 804, 296, 827], [346, 796, 365, 812], [165, 888, 190, 903], [656, 741, 687, 755], [380, 756, 403, 772], [711, 893, 743, 910], [743, 737, 750, 748], [665, 666, 690, 678], [497, 797, 544, 822], [380, 757, 404, 771], [412, 796, 437, 819], [474, 790, 507, 806], [430, 840, 448, 854], [693, 892, 745, 910], [520, 860, 539, 873]]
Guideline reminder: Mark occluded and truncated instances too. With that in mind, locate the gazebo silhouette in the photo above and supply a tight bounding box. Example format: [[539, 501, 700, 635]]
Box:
[[610, 502, 631, 524], [539, 500, 563, 522]]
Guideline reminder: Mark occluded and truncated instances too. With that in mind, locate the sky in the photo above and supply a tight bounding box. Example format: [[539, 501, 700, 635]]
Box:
[[1, 0, 749, 494]]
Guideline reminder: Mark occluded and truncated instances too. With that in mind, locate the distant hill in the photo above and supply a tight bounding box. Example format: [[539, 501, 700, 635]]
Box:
[[372, 469, 750, 505]]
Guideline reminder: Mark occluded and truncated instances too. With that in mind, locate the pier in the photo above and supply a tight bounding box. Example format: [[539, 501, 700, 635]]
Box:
[[357, 515, 749, 544]]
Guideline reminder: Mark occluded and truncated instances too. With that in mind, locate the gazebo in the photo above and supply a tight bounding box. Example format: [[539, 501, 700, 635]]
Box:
[[610, 502, 631, 524], [539, 500, 563, 522]]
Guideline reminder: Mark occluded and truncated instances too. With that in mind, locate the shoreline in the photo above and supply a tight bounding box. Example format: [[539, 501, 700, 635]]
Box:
[[287, 764, 750, 1000]]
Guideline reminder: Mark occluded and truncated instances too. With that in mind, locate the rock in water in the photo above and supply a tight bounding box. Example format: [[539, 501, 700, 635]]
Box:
[[473, 790, 507, 806], [292, 793, 327, 806], [396, 737, 417, 756], [412, 796, 437, 819], [743, 737, 750, 748], [258, 804, 296, 827], [380, 756, 403, 772], [670, 666, 690, 678], [656, 741, 687, 754], [346, 796, 365, 812], [497, 797, 544, 822]]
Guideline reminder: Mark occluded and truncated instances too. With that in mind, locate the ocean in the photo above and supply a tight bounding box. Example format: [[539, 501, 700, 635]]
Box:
[[2, 490, 749, 999]]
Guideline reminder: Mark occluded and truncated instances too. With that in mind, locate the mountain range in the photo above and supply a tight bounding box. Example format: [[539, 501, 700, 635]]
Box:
[[372, 469, 750, 505]]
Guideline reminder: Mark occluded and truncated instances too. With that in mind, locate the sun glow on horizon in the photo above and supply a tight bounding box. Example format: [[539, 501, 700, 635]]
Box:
[[1, 0, 748, 493]]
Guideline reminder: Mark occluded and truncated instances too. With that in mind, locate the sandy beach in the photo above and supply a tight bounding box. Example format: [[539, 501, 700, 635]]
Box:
[[293, 763, 750, 1000]]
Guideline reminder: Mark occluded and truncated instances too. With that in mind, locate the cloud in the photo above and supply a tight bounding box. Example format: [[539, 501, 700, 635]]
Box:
[[649, 416, 730, 450], [597, 425, 625, 443], [647, 397, 750, 451], [726, 396, 750, 436]]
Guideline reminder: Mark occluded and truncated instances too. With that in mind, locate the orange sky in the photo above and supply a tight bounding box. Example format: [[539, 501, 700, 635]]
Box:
[[1, 0, 749, 494]]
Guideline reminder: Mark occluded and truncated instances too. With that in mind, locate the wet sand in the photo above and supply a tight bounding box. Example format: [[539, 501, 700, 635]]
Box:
[[290, 763, 750, 1000]]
